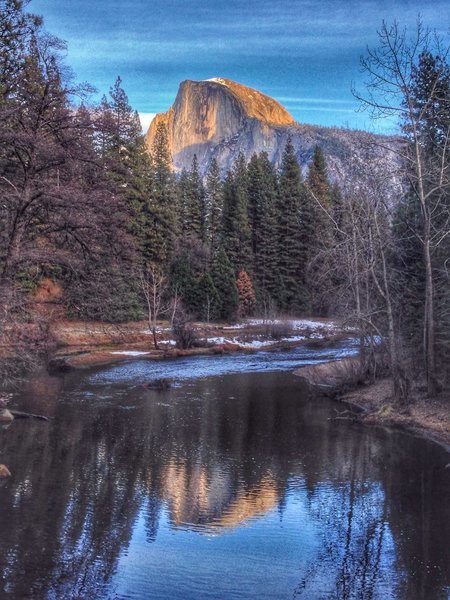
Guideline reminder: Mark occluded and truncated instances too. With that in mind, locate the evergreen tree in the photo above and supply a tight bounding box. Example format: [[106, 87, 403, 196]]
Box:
[[247, 152, 278, 305], [168, 237, 210, 318], [205, 158, 223, 252], [211, 247, 238, 321], [247, 153, 262, 257], [96, 77, 152, 243], [92, 77, 159, 318], [104, 76, 143, 157], [0, 0, 41, 101], [169, 250, 198, 314], [146, 121, 178, 266], [184, 155, 206, 240], [276, 137, 309, 312], [307, 146, 331, 209], [306, 146, 335, 314], [409, 50, 450, 152], [221, 153, 251, 272], [196, 272, 220, 322], [177, 167, 190, 235]]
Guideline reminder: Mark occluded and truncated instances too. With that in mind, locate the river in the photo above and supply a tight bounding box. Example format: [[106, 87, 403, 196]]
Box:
[[0, 340, 448, 599]]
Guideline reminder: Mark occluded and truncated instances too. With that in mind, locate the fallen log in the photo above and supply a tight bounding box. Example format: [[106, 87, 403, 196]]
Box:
[[9, 410, 49, 422]]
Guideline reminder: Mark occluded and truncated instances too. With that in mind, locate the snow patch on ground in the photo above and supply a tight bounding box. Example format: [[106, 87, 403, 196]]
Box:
[[110, 351, 151, 356], [240, 339, 275, 348], [204, 335, 306, 349], [142, 327, 171, 335], [205, 336, 229, 344], [109, 320, 341, 356], [224, 319, 340, 331]]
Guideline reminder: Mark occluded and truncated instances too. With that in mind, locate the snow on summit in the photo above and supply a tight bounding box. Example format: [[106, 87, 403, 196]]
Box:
[[205, 78, 229, 86]]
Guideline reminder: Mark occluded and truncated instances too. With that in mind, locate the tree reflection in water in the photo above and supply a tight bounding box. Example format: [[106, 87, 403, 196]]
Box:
[[0, 368, 448, 599]]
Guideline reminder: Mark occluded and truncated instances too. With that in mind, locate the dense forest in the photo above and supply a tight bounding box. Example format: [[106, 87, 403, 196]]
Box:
[[1, 1, 449, 401]]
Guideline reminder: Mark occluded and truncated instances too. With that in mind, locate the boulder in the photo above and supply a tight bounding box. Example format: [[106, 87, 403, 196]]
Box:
[[143, 378, 171, 391], [0, 464, 11, 479], [0, 409, 14, 424]]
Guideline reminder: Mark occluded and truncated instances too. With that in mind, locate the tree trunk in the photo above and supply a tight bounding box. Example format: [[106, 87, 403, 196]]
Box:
[[151, 323, 159, 350], [423, 238, 437, 395]]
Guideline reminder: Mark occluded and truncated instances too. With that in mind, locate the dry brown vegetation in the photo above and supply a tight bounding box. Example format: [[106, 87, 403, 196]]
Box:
[[295, 358, 450, 448]]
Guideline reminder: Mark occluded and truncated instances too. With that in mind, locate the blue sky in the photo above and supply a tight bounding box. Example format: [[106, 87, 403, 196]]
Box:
[[30, 0, 448, 134]]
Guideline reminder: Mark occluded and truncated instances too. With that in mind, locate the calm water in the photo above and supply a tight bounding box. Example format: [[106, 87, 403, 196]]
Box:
[[0, 343, 449, 600]]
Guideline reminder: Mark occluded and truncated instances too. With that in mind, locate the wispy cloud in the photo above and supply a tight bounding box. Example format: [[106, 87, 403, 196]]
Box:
[[277, 97, 357, 105], [299, 107, 357, 113], [31, 0, 450, 131]]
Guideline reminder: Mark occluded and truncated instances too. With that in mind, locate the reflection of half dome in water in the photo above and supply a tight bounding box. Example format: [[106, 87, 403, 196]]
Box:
[[162, 460, 279, 532], [213, 476, 279, 529]]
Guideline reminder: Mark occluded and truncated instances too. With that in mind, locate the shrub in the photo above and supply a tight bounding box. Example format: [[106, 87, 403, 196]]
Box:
[[172, 306, 197, 349]]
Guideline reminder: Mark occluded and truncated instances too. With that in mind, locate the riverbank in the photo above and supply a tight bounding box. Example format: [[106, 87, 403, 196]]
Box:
[[294, 359, 450, 451], [46, 317, 348, 370]]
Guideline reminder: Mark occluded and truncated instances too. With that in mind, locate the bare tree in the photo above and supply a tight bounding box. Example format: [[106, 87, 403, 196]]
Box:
[[354, 19, 450, 396], [139, 264, 170, 349], [0, 13, 128, 378], [306, 154, 410, 401]]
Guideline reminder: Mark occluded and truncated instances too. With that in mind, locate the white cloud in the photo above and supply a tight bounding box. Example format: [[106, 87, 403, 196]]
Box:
[[277, 97, 355, 105], [139, 112, 156, 133]]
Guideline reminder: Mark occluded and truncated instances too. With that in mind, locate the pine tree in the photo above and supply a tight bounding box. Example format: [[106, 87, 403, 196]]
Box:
[[221, 153, 251, 272], [409, 50, 450, 152], [306, 145, 334, 314], [184, 155, 206, 240], [205, 158, 223, 253], [169, 251, 198, 313], [108, 77, 143, 155], [247, 153, 263, 259], [97, 77, 152, 240], [177, 167, 190, 235], [276, 137, 309, 313], [196, 272, 220, 322], [146, 121, 178, 266], [168, 235, 211, 318], [307, 146, 331, 208], [211, 247, 238, 321], [247, 152, 278, 305], [0, 0, 41, 101]]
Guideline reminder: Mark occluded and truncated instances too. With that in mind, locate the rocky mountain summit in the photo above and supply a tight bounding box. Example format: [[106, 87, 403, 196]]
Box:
[[145, 77, 401, 183]]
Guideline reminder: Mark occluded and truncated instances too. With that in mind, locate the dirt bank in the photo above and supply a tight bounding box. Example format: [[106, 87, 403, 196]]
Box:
[[294, 359, 450, 451], [49, 342, 243, 370]]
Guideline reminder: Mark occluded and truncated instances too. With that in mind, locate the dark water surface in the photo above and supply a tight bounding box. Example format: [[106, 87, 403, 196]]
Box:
[[0, 343, 449, 599]]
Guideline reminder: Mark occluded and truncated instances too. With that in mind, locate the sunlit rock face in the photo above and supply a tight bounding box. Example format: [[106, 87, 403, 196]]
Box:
[[145, 77, 401, 184], [145, 78, 295, 175]]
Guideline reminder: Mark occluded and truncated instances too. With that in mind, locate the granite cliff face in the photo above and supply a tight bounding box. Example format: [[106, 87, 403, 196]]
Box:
[[145, 78, 400, 183]]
